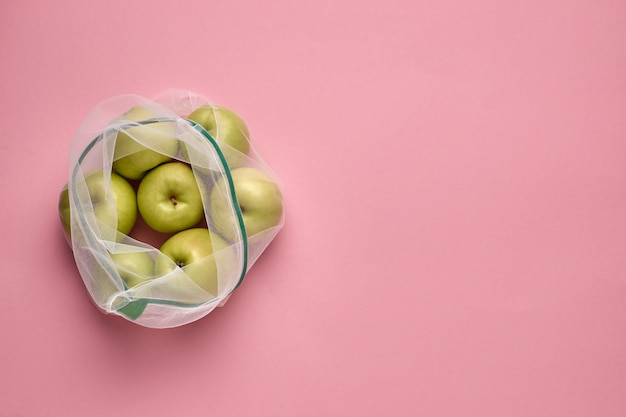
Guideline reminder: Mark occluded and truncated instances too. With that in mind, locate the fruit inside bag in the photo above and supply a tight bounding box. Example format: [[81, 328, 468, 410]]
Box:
[[59, 90, 284, 329]]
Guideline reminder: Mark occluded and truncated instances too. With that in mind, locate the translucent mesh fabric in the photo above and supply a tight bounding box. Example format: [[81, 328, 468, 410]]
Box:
[[63, 90, 284, 328]]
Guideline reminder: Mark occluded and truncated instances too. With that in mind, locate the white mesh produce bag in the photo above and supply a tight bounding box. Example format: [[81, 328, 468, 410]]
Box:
[[59, 90, 284, 328]]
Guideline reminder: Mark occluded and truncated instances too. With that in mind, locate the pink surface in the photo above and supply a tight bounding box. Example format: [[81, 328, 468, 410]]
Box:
[[2, 0, 626, 415]]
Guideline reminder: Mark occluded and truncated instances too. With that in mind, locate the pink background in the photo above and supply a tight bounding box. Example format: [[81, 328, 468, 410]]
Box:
[[2, 0, 626, 415]]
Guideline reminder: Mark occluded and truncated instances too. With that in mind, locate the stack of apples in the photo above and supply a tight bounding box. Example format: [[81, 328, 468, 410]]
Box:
[[58, 95, 284, 325]]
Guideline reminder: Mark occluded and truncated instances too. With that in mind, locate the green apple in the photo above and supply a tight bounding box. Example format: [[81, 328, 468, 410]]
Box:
[[113, 106, 180, 180], [110, 251, 154, 288], [137, 162, 204, 233], [58, 171, 137, 239], [155, 228, 232, 295], [210, 167, 283, 242], [58, 187, 72, 237], [186, 105, 250, 168]]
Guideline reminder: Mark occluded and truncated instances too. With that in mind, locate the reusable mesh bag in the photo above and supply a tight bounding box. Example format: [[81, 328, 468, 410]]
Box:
[[60, 90, 284, 328]]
